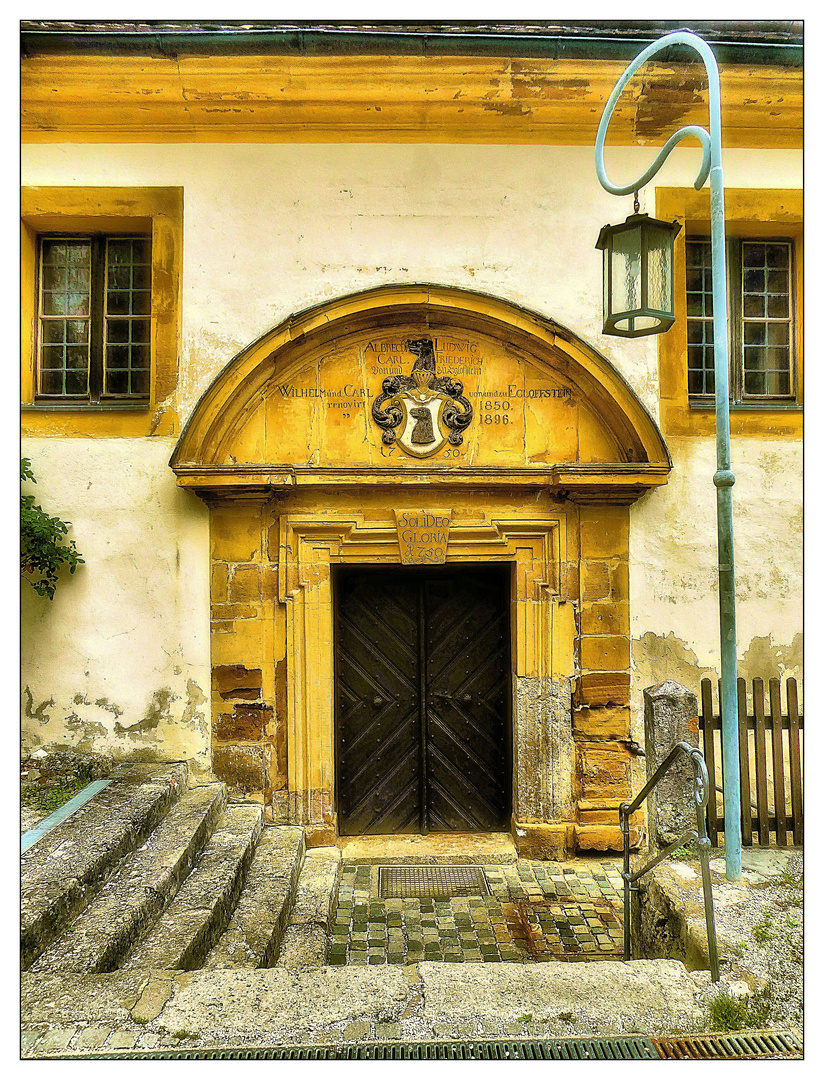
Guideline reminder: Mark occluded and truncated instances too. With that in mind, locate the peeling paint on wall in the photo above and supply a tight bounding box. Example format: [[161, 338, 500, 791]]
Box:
[[64, 713, 108, 754], [632, 632, 715, 697], [632, 630, 804, 703], [23, 687, 54, 726], [94, 698, 124, 717], [71, 692, 124, 718], [181, 679, 208, 729], [114, 688, 176, 738], [739, 633, 803, 684]]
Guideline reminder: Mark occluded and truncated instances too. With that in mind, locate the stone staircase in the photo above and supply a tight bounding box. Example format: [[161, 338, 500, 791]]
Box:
[[24, 766, 760, 1055], [21, 763, 305, 974]]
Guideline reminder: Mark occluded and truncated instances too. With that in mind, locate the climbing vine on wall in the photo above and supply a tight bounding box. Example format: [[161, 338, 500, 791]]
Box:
[[21, 458, 83, 599]]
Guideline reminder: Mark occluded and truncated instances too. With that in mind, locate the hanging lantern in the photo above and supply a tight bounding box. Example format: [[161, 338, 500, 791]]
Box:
[[596, 213, 682, 337]]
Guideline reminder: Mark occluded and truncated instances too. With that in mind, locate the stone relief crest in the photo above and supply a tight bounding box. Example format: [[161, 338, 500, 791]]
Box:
[[371, 338, 474, 458]]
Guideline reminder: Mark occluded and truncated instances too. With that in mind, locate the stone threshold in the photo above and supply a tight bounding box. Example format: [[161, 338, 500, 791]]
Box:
[[336, 832, 517, 864]]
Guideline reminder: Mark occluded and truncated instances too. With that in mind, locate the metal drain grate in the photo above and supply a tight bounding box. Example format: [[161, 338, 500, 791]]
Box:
[[654, 1030, 802, 1059], [379, 864, 489, 899], [57, 1032, 806, 1061], [70, 1037, 660, 1061]]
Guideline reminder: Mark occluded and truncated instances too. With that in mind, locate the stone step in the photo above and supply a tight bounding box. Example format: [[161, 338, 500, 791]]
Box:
[[120, 803, 264, 971], [30, 783, 227, 974], [337, 833, 518, 865], [204, 825, 305, 969], [277, 847, 341, 969], [21, 762, 188, 970], [20, 958, 715, 1052]]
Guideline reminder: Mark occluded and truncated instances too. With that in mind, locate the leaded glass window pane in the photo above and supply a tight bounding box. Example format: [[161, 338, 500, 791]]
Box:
[[687, 237, 795, 404], [740, 240, 792, 400], [685, 240, 715, 397], [104, 237, 152, 397], [38, 239, 91, 397], [36, 233, 151, 403]]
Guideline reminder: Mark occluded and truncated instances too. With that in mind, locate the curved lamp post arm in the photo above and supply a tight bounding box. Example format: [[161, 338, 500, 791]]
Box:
[[597, 124, 710, 198], [594, 30, 742, 882], [594, 31, 722, 196]]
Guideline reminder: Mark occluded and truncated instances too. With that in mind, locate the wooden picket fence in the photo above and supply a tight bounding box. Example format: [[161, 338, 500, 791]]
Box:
[[698, 677, 803, 847]]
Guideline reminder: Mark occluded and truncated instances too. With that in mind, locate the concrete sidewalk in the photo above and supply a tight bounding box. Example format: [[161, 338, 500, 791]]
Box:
[[20, 763, 802, 1059], [638, 847, 803, 1029]]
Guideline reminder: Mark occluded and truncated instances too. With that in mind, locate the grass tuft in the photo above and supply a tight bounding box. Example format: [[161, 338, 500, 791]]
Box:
[[752, 914, 774, 944], [708, 985, 772, 1032], [21, 774, 93, 814]]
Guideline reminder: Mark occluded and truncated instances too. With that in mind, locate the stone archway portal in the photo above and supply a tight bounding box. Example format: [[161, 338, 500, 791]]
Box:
[[171, 285, 671, 856]]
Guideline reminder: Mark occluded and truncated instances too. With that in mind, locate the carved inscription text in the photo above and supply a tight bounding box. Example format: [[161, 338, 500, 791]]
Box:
[[394, 509, 452, 565]]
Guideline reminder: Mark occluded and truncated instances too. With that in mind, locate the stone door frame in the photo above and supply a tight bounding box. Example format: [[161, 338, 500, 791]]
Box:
[[277, 510, 573, 849]]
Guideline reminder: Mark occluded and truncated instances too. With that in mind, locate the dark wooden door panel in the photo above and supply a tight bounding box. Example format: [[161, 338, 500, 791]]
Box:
[[336, 567, 509, 835], [337, 575, 422, 834], [424, 573, 509, 830]]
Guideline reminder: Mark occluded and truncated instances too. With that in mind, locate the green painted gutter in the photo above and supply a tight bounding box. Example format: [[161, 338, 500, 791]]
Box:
[[20, 22, 803, 66]]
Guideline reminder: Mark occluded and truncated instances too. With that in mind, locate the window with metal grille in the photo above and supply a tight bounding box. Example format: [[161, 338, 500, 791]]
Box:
[[36, 234, 151, 404], [686, 237, 796, 404]]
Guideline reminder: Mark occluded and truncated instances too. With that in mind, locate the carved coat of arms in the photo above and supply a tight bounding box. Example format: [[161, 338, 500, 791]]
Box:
[[371, 338, 474, 458]]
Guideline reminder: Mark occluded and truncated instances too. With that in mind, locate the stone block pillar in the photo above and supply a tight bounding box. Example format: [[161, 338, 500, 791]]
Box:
[[208, 494, 281, 819], [572, 503, 634, 853], [643, 681, 700, 851]]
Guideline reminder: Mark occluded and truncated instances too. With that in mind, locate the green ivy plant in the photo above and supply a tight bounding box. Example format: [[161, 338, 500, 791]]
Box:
[[21, 458, 83, 599]]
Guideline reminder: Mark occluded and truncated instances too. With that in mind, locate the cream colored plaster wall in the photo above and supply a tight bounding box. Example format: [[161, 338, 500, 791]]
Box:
[[22, 143, 801, 425], [21, 438, 212, 772], [21, 142, 803, 761], [630, 435, 803, 718]]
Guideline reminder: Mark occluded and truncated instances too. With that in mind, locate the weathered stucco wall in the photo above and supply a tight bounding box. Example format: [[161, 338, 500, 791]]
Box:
[[630, 435, 803, 718], [21, 142, 802, 420], [21, 438, 211, 773], [21, 141, 802, 768]]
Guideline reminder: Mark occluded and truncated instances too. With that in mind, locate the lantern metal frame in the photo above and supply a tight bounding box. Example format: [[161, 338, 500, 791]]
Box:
[[594, 30, 742, 882], [595, 212, 682, 337]]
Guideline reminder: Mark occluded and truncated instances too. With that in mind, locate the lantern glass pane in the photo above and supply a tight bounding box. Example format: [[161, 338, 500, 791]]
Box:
[[610, 227, 641, 315], [646, 224, 674, 314], [629, 316, 660, 331]]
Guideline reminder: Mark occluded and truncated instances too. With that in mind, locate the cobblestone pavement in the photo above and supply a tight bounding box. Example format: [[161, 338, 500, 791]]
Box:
[[329, 859, 625, 966]]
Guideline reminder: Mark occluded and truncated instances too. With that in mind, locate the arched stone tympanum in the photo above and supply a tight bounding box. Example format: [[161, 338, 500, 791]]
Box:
[[171, 283, 670, 494]]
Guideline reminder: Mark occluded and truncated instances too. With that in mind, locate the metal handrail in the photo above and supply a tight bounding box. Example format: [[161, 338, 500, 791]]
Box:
[[619, 740, 719, 981]]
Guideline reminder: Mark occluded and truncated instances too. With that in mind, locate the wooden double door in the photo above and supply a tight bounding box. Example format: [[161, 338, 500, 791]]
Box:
[[335, 566, 511, 835]]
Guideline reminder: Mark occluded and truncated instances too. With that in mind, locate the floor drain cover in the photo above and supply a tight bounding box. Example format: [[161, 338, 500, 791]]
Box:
[[653, 1031, 802, 1059], [379, 865, 489, 899]]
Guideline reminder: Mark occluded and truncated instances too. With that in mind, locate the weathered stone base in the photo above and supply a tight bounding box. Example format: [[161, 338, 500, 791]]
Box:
[[511, 819, 642, 859], [304, 825, 337, 848], [576, 824, 637, 853], [511, 821, 574, 860]]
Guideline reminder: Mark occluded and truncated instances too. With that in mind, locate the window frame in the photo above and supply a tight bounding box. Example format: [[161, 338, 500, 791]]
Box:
[[35, 231, 153, 407], [686, 234, 798, 407], [655, 187, 802, 439], [21, 187, 183, 438]]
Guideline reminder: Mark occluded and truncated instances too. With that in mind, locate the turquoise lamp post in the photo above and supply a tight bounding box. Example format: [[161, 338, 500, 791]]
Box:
[[594, 30, 742, 881]]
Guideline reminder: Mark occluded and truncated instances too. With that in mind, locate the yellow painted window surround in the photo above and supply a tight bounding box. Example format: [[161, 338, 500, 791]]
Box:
[[21, 187, 182, 437], [656, 187, 802, 438]]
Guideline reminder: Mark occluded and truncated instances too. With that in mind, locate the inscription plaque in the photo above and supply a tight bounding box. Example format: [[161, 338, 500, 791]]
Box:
[[395, 509, 452, 565]]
